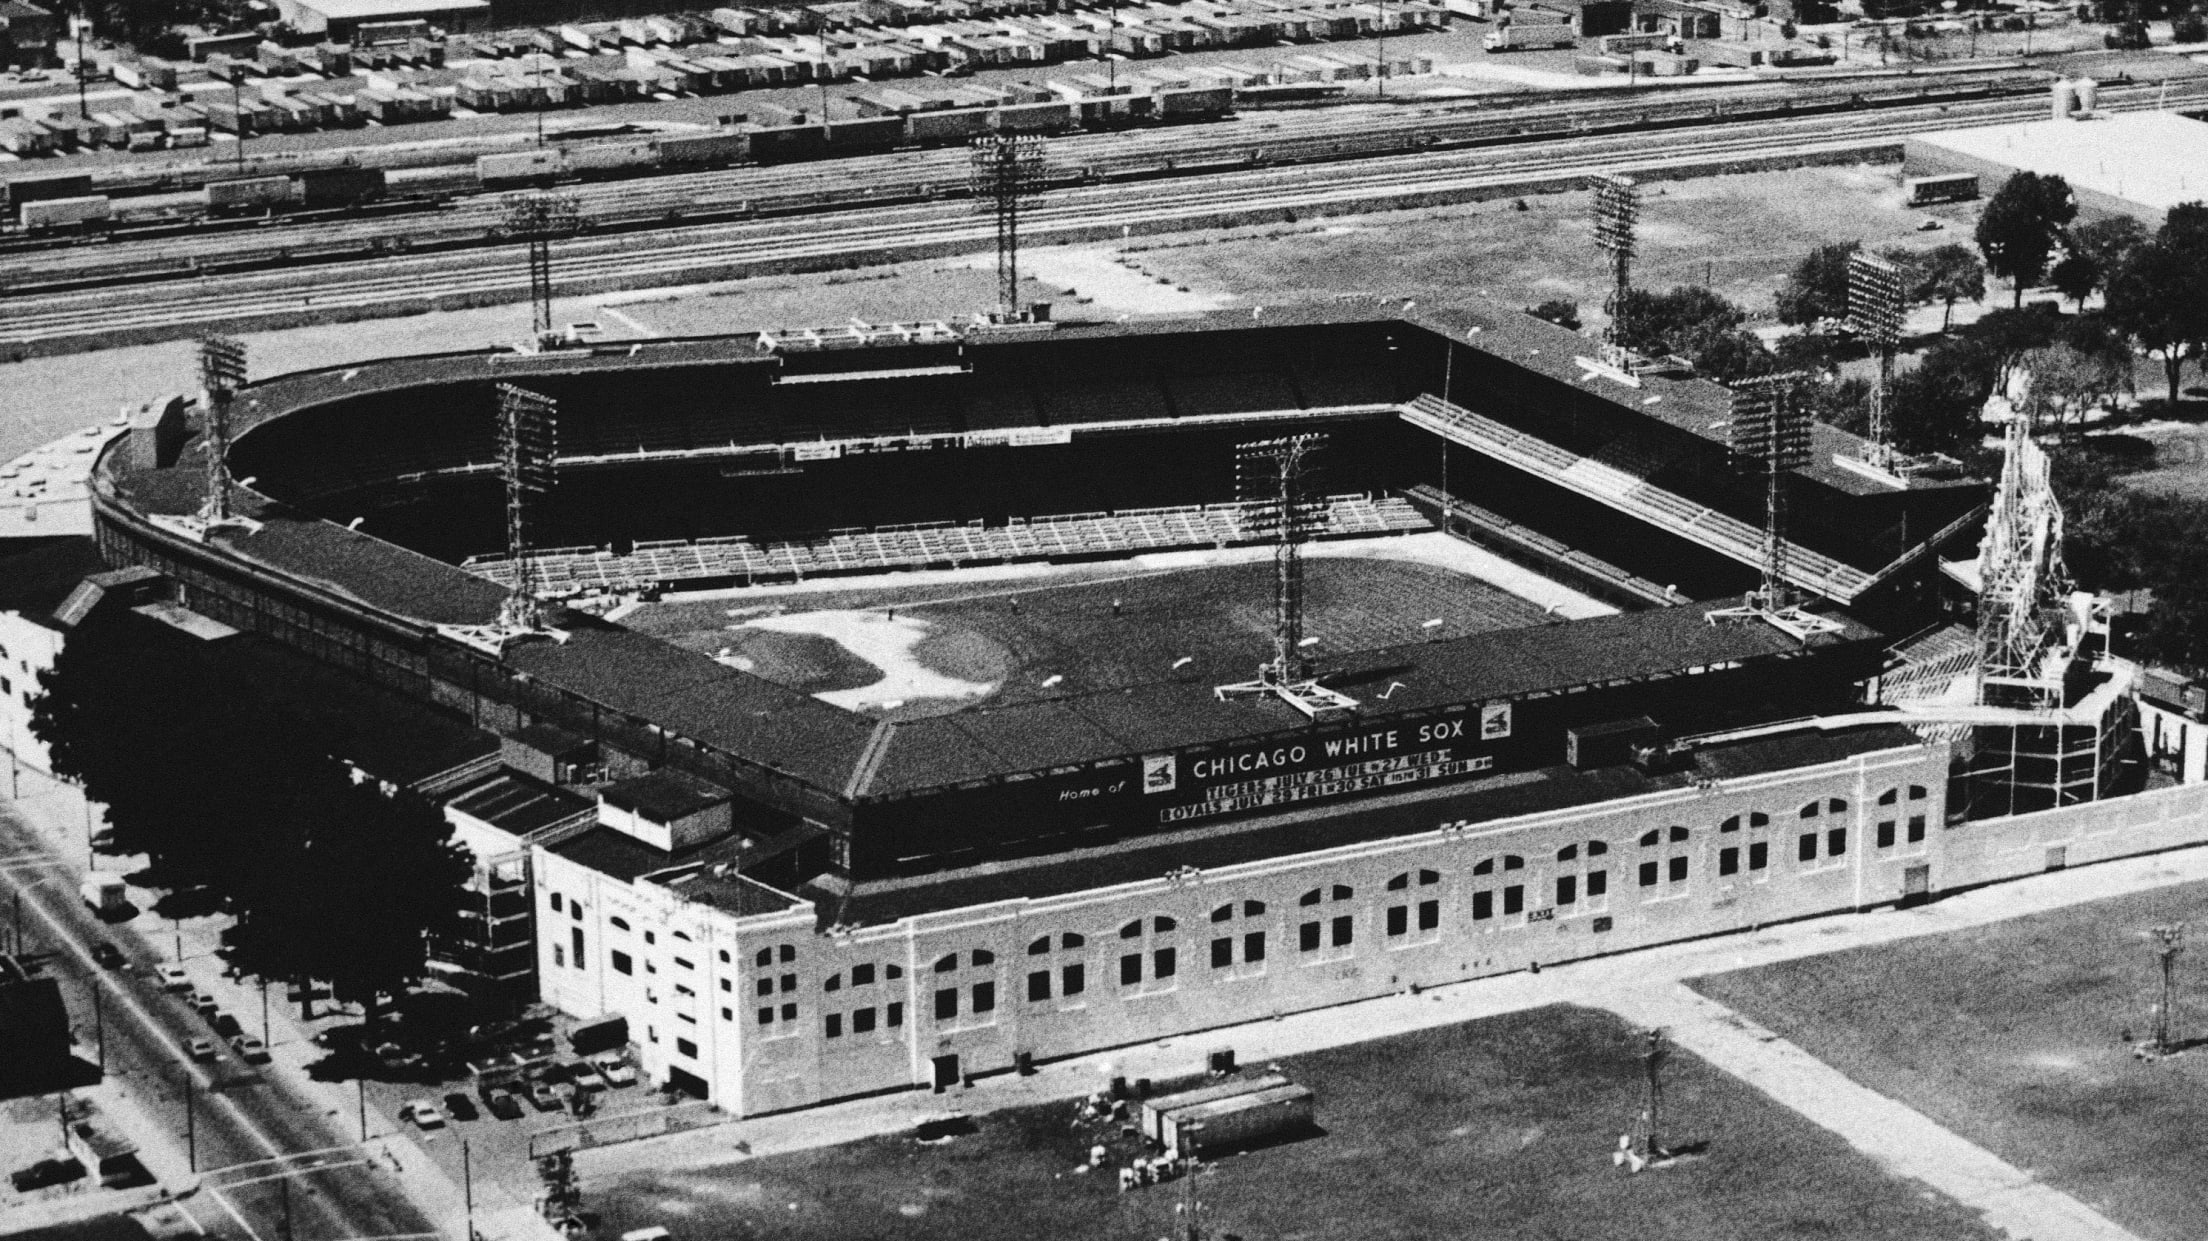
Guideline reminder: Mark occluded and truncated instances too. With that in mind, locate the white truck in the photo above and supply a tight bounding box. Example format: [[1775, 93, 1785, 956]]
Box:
[[1483, 20, 1575, 49], [80, 874, 128, 918]]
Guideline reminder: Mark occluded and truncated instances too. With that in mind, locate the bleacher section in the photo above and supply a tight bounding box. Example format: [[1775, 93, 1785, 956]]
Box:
[[1404, 485, 1680, 609], [466, 495, 1433, 594], [1401, 394, 1877, 604]]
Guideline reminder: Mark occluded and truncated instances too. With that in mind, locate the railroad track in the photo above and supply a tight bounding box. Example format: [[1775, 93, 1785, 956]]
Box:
[[0, 68, 2097, 294], [2, 79, 2196, 354]]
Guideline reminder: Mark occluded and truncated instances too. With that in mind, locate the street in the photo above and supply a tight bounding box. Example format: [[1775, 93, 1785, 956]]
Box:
[[0, 791, 440, 1241]]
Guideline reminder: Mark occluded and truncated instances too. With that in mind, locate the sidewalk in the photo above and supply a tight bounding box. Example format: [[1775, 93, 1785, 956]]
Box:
[[578, 843, 2208, 1241]]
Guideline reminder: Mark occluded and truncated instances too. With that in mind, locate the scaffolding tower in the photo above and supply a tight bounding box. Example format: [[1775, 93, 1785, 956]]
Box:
[[1846, 251, 1906, 474], [439, 385, 566, 654], [1706, 371, 1842, 640], [501, 192, 582, 347], [968, 132, 1047, 323], [1216, 433, 1358, 720]]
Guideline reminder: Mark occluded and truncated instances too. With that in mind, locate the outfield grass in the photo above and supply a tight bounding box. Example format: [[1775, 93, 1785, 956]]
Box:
[[1692, 877, 2208, 1241], [626, 553, 1551, 715], [579, 1003, 2001, 1241]]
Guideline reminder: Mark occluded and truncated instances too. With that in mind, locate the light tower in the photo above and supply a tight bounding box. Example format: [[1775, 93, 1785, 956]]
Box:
[[440, 384, 565, 654], [968, 132, 1047, 323], [1592, 173, 1640, 374], [1706, 372, 1842, 640], [494, 384, 560, 632], [1846, 250, 1906, 474], [500, 192, 582, 348], [198, 336, 248, 525], [1215, 433, 1358, 720]]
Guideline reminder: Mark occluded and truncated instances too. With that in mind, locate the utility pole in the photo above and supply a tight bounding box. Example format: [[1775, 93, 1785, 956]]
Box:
[[172, 917, 182, 963], [72, 9, 88, 121], [261, 978, 270, 1047], [92, 982, 104, 1073], [279, 1173, 295, 1241], [1637, 1027, 1668, 1163], [1178, 1122, 1205, 1241], [2153, 923, 2185, 1056], [1376, 0, 1388, 99], [358, 1077, 368, 1141], [463, 1139, 475, 1240], [184, 1072, 196, 1172]]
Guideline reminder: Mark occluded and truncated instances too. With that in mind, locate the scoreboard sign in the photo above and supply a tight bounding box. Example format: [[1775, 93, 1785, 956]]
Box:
[[1143, 712, 1505, 827]]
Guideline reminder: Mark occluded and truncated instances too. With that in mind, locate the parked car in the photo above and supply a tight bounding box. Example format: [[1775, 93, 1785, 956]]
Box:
[[191, 994, 219, 1019], [158, 965, 191, 992], [11, 1156, 84, 1192], [400, 1100, 446, 1130], [441, 1091, 479, 1122], [91, 942, 125, 969], [188, 1038, 220, 1063], [526, 1081, 563, 1112], [213, 1013, 242, 1039], [231, 1035, 270, 1065], [483, 1090, 525, 1121], [567, 1062, 607, 1092], [595, 1055, 638, 1087]]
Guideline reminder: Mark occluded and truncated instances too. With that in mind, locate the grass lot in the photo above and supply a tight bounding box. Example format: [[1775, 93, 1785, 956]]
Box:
[[625, 552, 1549, 715], [579, 1003, 2000, 1241], [1692, 877, 2208, 1241]]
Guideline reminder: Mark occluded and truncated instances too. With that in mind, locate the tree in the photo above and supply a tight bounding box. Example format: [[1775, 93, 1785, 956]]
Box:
[[2175, 10, 2208, 41], [1976, 172, 2078, 307], [1890, 336, 2001, 455], [1919, 244, 1987, 333], [1775, 241, 1861, 327], [2072, 215, 2148, 275], [2050, 254, 2101, 311], [1690, 330, 1778, 384], [31, 610, 475, 1024], [2106, 239, 2206, 407], [2012, 342, 2129, 434], [1804, 375, 1874, 438], [1613, 285, 1745, 358]]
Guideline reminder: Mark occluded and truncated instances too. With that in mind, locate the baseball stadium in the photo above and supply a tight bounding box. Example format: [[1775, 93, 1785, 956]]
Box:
[[82, 297, 2186, 1115]]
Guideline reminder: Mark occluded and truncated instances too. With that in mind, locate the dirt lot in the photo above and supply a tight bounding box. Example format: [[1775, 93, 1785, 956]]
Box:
[[576, 1003, 2000, 1241], [1138, 162, 1980, 330], [1692, 877, 2208, 1241]]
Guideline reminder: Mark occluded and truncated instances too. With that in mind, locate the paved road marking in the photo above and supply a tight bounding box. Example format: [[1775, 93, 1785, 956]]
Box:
[[206, 1185, 270, 1241]]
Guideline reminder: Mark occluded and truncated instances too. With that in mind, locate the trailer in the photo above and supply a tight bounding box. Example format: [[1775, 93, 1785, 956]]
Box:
[[1139, 1073, 1291, 1143], [478, 149, 566, 186], [1906, 172, 1979, 206], [1483, 21, 1575, 48], [79, 874, 129, 917], [3, 170, 95, 212], [1159, 1084, 1315, 1156], [297, 165, 388, 210]]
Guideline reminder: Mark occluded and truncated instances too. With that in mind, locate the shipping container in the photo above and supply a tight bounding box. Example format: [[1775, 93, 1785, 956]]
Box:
[[906, 104, 992, 142], [745, 122, 828, 161], [20, 195, 113, 230], [823, 114, 905, 150], [564, 139, 660, 174], [992, 98, 1075, 132]]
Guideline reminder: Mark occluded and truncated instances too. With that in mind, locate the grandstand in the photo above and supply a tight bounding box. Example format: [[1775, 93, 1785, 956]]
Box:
[[465, 494, 1431, 593]]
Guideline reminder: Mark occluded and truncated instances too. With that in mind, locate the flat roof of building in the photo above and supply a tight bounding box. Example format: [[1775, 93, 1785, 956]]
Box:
[[448, 771, 594, 839], [0, 536, 103, 627], [1911, 110, 2208, 219]]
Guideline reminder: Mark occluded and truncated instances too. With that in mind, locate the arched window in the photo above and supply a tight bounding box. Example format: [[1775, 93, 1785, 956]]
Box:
[[1026, 932, 1087, 1003], [1470, 857, 1527, 926], [1385, 870, 1443, 944], [1209, 900, 1269, 976], [1297, 885, 1357, 959], [1639, 828, 1692, 893], [1557, 842, 1608, 913], [1719, 814, 1771, 878], [1799, 798, 1850, 870], [933, 948, 999, 1028], [1117, 916, 1180, 994], [610, 916, 631, 932]]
